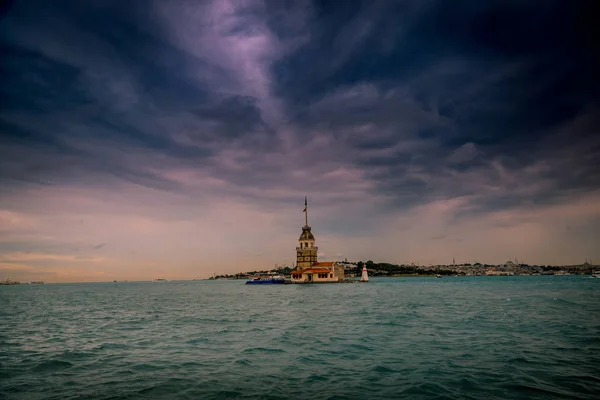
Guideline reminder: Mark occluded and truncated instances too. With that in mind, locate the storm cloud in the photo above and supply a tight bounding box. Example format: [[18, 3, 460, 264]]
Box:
[[1, 0, 599, 281]]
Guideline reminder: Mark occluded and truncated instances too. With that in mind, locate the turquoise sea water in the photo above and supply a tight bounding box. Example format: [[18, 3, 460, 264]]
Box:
[[1, 276, 599, 399]]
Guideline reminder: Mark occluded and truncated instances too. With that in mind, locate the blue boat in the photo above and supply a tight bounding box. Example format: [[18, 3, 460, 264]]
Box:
[[246, 275, 287, 285]]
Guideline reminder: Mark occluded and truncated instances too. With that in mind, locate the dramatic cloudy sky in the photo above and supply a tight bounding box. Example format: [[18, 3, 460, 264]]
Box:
[[1, 0, 599, 282]]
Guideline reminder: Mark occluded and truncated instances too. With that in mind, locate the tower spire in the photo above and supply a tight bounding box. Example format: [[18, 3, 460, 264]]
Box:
[[304, 196, 308, 226], [297, 196, 317, 270]]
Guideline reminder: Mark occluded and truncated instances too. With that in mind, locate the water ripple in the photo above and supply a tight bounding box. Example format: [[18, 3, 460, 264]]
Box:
[[1, 277, 599, 399]]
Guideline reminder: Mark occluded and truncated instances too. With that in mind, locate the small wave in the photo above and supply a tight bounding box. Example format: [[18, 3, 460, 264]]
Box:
[[507, 383, 581, 399], [552, 298, 582, 307], [186, 337, 208, 344], [372, 320, 401, 326], [509, 356, 533, 364], [561, 374, 600, 383], [60, 350, 92, 360], [347, 343, 374, 351], [33, 360, 73, 372], [117, 325, 145, 331], [0, 368, 19, 379], [0, 340, 21, 347], [338, 353, 361, 360], [179, 361, 207, 368], [112, 369, 135, 376], [371, 365, 396, 373], [46, 337, 66, 343], [132, 363, 162, 371], [249, 326, 268, 332], [241, 347, 286, 354], [399, 382, 455, 398], [296, 355, 326, 365], [97, 343, 130, 350], [458, 377, 479, 390], [307, 374, 329, 382], [212, 389, 243, 398]]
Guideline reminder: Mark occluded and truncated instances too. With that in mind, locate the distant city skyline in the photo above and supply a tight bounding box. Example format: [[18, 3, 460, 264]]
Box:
[[1, 1, 599, 282]]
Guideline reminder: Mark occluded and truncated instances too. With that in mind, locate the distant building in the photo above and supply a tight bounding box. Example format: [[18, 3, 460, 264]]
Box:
[[485, 269, 514, 276], [291, 197, 345, 283], [291, 261, 345, 283]]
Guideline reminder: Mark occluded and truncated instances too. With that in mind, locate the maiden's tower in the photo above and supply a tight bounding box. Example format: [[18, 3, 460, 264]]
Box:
[[290, 197, 345, 283]]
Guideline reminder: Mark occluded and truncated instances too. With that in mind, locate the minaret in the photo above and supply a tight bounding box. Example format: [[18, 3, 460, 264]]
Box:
[[296, 197, 318, 270]]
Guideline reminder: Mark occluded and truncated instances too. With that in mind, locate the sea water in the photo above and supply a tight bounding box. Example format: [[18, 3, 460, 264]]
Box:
[[1, 276, 599, 399]]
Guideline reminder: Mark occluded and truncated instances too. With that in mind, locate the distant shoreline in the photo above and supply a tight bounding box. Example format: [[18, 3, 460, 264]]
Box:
[[2, 274, 597, 285], [3, 262, 597, 284], [210, 260, 597, 281], [209, 272, 597, 280]]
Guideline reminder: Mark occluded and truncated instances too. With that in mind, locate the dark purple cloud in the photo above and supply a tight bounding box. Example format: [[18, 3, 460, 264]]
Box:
[[0, 0, 599, 279]]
